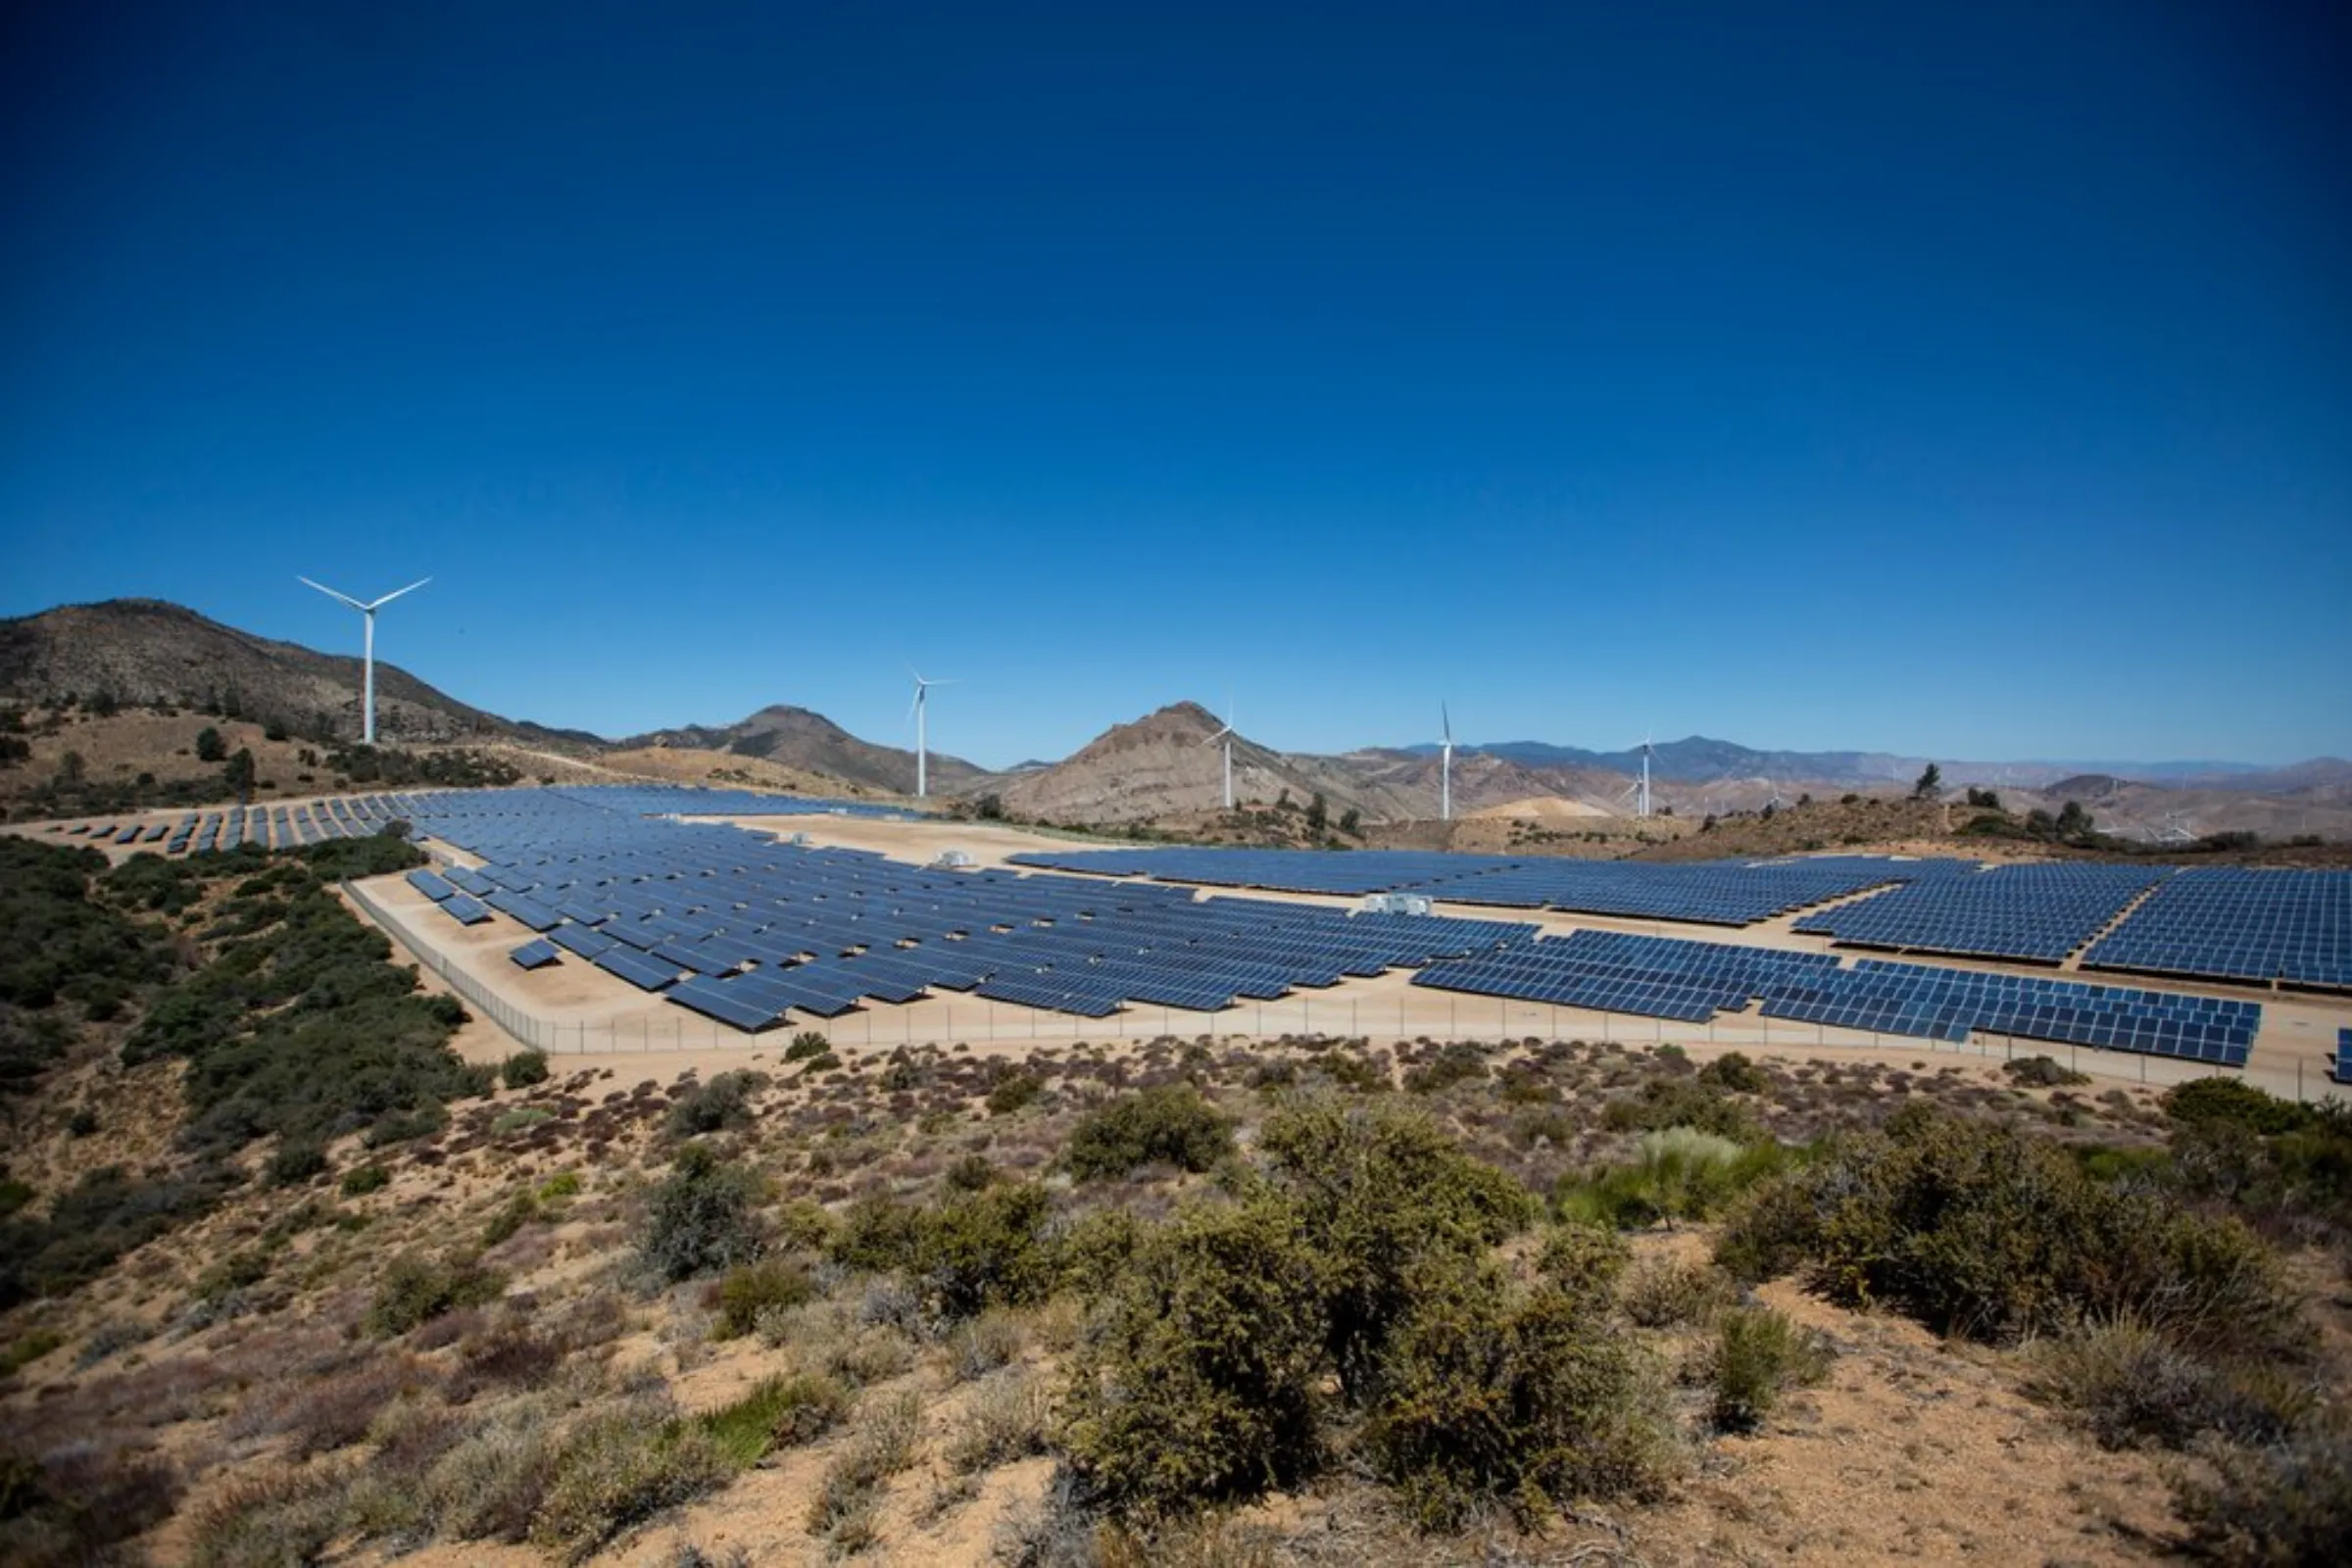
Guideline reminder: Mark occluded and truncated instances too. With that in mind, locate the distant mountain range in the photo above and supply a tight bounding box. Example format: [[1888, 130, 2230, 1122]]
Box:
[[3, 600, 2345, 836], [1401, 737, 2350, 796]]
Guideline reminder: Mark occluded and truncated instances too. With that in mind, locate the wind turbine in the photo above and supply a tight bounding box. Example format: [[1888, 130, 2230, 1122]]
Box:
[[1637, 728, 1654, 820], [908, 670, 956, 799], [297, 576, 430, 745], [1440, 703, 1454, 823], [1200, 700, 1236, 810]]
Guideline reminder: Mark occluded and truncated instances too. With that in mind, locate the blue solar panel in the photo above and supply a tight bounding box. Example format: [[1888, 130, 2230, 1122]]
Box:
[[594, 948, 681, 992], [438, 895, 491, 926], [509, 939, 562, 969]]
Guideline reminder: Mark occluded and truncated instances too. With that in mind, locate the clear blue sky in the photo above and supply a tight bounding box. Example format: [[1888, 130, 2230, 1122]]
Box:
[[4, 2, 2346, 768]]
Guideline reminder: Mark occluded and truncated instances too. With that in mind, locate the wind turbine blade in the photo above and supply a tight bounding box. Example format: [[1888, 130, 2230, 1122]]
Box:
[[298, 576, 367, 612], [1442, 702, 1450, 744], [368, 577, 432, 609]]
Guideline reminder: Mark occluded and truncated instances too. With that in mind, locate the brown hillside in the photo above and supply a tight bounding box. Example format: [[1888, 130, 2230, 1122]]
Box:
[[623, 705, 981, 797]]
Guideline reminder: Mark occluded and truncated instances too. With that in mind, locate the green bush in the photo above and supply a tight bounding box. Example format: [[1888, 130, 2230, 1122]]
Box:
[[500, 1051, 550, 1090], [2164, 1076, 2315, 1137], [1716, 1108, 2304, 1357], [986, 1071, 1044, 1116], [1599, 1077, 1762, 1141], [698, 1372, 849, 1465], [365, 1253, 506, 1338], [663, 1070, 769, 1138], [1061, 1197, 1330, 1514], [1696, 1052, 1771, 1095], [712, 1259, 815, 1340], [1702, 1305, 1833, 1432], [1620, 1254, 1733, 1328], [782, 1030, 829, 1063], [266, 1139, 329, 1187], [1556, 1128, 1796, 1229], [2002, 1054, 2090, 1089], [340, 1163, 390, 1197], [1260, 1099, 1540, 1396], [1063, 1084, 1236, 1181], [914, 1181, 1055, 1324], [1365, 1257, 1673, 1530], [635, 1142, 766, 1285], [1399, 1041, 1489, 1095]]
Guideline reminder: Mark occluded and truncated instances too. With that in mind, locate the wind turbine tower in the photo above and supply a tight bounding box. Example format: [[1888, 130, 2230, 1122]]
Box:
[[1200, 702, 1237, 810], [1440, 703, 1454, 823], [1637, 730, 1654, 820], [297, 576, 430, 746], [909, 670, 956, 799]]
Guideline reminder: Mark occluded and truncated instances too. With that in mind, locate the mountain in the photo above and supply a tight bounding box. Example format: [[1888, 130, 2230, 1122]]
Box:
[[0, 599, 595, 747], [620, 705, 983, 797]]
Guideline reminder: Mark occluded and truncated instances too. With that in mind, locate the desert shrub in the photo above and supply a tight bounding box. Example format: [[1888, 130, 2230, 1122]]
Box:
[[1555, 1128, 1795, 1229], [2175, 1421, 2352, 1567], [945, 1152, 998, 1191], [663, 1070, 769, 1138], [366, 1253, 506, 1338], [1365, 1256, 1673, 1531], [948, 1308, 1027, 1383], [1063, 1084, 1236, 1181], [0, 1161, 242, 1308], [1599, 1077, 1761, 1141], [806, 1391, 923, 1546], [1, 1330, 63, 1376], [1400, 1041, 1488, 1095], [987, 1070, 1045, 1116], [341, 1162, 391, 1197], [188, 1463, 353, 1568], [1052, 1204, 1145, 1295], [712, 1258, 815, 1340], [449, 1321, 568, 1399], [827, 1194, 925, 1274], [531, 1397, 732, 1563], [1061, 1197, 1329, 1515], [698, 1372, 850, 1466], [947, 1369, 1053, 1473], [1620, 1254, 1734, 1328], [783, 1030, 830, 1062], [1701, 1305, 1833, 1432], [916, 1180, 1056, 1324], [2003, 1054, 2090, 1089], [284, 1356, 418, 1458], [635, 1141, 766, 1285], [420, 1399, 561, 1542], [1715, 1108, 2303, 1356], [500, 1050, 551, 1089], [1259, 1099, 1540, 1396], [1696, 1051, 1771, 1095], [491, 1107, 551, 1137], [2026, 1319, 2311, 1451], [2164, 1077, 2315, 1138], [0, 1440, 181, 1566], [480, 1191, 545, 1247]]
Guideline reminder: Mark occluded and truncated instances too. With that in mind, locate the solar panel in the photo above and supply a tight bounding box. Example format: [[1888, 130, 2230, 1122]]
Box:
[[509, 939, 562, 969]]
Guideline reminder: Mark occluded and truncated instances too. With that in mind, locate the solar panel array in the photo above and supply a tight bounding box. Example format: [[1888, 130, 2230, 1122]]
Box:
[[357, 788, 1537, 1032], [1793, 862, 2173, 963], [2082, 868, 2352, 990], [1417, 929, 1841, 1022], [1416, 924, 2260, 1064], [1007, 846, 1963, 925]]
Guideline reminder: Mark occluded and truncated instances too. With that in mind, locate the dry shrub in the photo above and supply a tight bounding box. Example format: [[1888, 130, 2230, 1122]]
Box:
[[807, 1390, 924, 1545], [0, 1439, 181, 1568], [2026, 1319, 2312, 1451], [2176, 1421, 2352, 1566], [697, 1372, 851, 1466], [531, 1396, 732, 1563], [421, 1398, 563, 1543], [946, 1369, 1052, 1473], [187, 1462, 353, 1568], [448, 1319, 568, 1401], [1620, 1255, 1734, 1329], [282, 1353, 425, 1458], [948, 1309, 1027, 1384]]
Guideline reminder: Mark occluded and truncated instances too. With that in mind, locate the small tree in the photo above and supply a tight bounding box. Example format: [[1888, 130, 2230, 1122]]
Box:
[[195, 726, 226, 763], [1912, 762, 1943, 800], [1305, 794, 1328, 834], [1339, 807, 1362, 837], [2056, 801, 2094, 841], [223, 748, 257, 799]]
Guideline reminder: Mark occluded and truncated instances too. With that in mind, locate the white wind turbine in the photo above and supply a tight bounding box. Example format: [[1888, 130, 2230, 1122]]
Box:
[[1440, 702, 1455, 823], [1636, 728, 1654, 819], [1200, 700, 1236, 810], [908, 669, 956, 799], [297, 576, 430, 745]]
